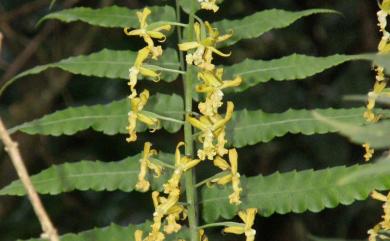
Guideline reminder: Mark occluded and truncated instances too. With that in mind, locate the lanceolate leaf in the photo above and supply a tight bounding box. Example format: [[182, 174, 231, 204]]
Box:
[[0, 153, 174, 196], [1, 48, 180, 95], [9, 93, 184, 136], [201, 160, 390, 222], [19, 222, 188, 241], [313, 112, 390, 148], [226, 107, 390, 148], [214, 9, 337, 47], [39, 5, 176, 28], [223, 54, 362, 92]]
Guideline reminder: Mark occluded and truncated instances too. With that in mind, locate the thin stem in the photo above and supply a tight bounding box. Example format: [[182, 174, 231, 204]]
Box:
[[142, 111, 185, 124], [195, 171, 230, 188], [145, 64, 186, 75], [177, 0, 199, 240], [198, 222, 243, 230], [0, 118, 60, 241], [149, 157, 175, 169]]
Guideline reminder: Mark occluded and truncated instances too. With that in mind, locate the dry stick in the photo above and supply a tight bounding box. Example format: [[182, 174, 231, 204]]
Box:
[[0, 119, 60, 241]]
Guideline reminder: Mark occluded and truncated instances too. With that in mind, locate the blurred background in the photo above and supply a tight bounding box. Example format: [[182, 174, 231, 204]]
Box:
[[0, 0, 384, 240]]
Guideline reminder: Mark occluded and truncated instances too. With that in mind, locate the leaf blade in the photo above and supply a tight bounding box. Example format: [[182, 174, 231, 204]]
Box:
[[227, 107, 390, 148], [0, 153, 174, 196], [10, 93, 184, 136], [215, 9, 338, 47], [19, 222, 188, 241], [1, 48, 180, 96], [202, 160, 390, 222], [39, 5, 176, 28], [224, 54, 362, 92]]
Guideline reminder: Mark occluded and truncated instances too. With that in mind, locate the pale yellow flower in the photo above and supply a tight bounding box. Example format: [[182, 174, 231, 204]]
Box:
[[127, 90, 160, 142], [364, 72, 387, 122], [178, 21, 232, 70], [198, 0, 219, 12], [135, 142, 162, 192], [197, 68, 242, 117], [129, 47, 160, 98], [211, 149, 242, 205], [224, 208, 257, 241], [134, 230, 144, 241], [372, 191, 390, 230], [163, 142, 201, 194], [149, 189, 186, 236], [124, 8, 171, 59], [199, 229, 209, 241], [188, 102, 234, 160], [362, 143, 374, 162]]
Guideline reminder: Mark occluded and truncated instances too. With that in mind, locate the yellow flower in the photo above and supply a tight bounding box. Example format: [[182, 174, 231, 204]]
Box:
[[149, 189, 186, 236], [188, 101, 234, 160], [178, 21, 232, 70], [197, 68, 242, 117], [362, 143, 374, 161], [135, 142, 162, 192], [134, 230, 144, 241], [211, 149, 242, 205], [364, 75, 386, 122], [129, 47, 160, 98], [163, 142, 201, 194], [127, 90, 160, 142], [370, 191, 390, 232], [124, 8, 171, 59], [198, 0, 219, 12], [380, 0, 390, 13], [224, 208, 257, 241], [199, 229, 209, 241]]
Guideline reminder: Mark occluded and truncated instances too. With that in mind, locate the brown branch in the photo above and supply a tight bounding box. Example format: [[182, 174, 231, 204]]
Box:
[[0, 119, 60, 241], [0, 0, 80, 83]]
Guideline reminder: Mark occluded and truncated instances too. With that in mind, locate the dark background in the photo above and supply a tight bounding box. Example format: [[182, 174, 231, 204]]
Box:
[[0, 0, 383, 240]]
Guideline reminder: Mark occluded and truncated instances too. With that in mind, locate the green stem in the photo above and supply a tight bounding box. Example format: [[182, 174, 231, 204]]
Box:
[[198, 222, 243, 230], [194, 171, 230, 188], [176, 1, 199, 241]]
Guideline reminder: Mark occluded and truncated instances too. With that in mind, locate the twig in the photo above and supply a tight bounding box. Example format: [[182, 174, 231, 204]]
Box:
[[0, 119, 60, 241], [0, 0, 79, 84]]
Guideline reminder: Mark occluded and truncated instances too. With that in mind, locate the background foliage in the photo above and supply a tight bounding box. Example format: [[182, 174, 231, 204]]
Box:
[[0, 0, 383, 240]]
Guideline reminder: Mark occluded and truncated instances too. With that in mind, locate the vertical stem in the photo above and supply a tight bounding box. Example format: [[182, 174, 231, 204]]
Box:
[[176, 1, 199, 241]]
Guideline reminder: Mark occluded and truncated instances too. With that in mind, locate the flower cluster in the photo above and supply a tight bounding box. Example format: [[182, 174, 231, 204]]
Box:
[[124, 8, 171, 143], [362, 1, 390, 162], [368, 191, 390, 241], [364, 1, 390, 123], [180, 19, 243, 208], [127, 3, 257, 241], [367, 2, 390, 240]]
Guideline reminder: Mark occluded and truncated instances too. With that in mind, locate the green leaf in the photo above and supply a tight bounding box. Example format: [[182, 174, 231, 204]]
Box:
[[226, 107, 390, 148], [0, 48, 180, 96], [223, 54, 362, 93], [39, 5, 176, 28], [19, 222, 188, 241], [201, 160, 390, 222], [214, 9, 337, 47], [313, 111, 390, 148], [0, 153, 174, 196], [9, 93, 184, 136]]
